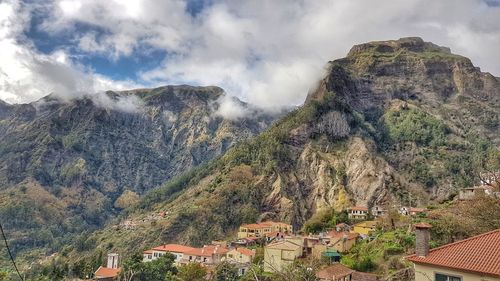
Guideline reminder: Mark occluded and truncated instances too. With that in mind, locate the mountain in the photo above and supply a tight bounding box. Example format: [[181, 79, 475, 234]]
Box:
[[71, 37, 499, 265], [0, 85, 279, 259]]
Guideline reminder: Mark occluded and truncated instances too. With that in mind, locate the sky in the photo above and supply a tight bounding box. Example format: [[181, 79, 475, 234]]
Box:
[[1, 0, 500, 111]]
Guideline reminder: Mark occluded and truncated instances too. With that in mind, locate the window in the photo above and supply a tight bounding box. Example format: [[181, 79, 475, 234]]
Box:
[[435, 273, 462, 281]]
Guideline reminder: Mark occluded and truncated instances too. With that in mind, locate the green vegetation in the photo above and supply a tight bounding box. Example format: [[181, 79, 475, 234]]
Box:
[[302, 208, 349, 234], [341, 229, 414, 274], [383, 107, 448, 146], [175, 262, 207, 281], [119, 253, 177, 281]]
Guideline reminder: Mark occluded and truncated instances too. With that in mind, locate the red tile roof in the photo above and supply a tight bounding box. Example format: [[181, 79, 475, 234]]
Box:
[[151, 244, 196, 253], [407, 229, 500, 278], [94, 266, 120, 279], [236, 248, 255, 257], [316, 263, 355, 280], [184, 245, 229, 257], [327, 231, 359, 240]]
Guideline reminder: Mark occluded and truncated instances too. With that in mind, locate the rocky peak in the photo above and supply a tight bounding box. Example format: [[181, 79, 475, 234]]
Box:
[[347, 37, 452, 57]]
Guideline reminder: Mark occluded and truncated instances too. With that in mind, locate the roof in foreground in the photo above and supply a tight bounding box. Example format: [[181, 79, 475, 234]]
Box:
[[407, 229, 500, 277], [94, 266, 121, 278], [316, 263, 355, 279]]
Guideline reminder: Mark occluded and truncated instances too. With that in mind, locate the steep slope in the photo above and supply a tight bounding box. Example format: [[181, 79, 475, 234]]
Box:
[[0, 85, 278, 260], [74, 38, 499, 267]]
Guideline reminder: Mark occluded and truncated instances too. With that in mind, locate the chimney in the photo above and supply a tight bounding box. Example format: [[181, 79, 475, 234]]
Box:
[[107, 253, 119, 269], [414, 223, 432, 257]]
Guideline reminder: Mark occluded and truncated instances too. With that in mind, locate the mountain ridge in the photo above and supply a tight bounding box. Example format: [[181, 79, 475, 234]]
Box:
[[67, 37, 500, 261]]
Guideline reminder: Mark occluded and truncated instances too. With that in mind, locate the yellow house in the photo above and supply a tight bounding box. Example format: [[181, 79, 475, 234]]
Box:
[[225, 248, 255, 264], [264, 240, 302, 272], [238, 221, 293, 239], [408, 225, 500, 281], [352, 221, 377, 236]]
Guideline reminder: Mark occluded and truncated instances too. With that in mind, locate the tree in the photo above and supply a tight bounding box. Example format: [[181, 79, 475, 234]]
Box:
[[114, 190, 141, 210], [119, 253, 177, 281], [176, 263, 206, 281], [212, 262, 238, 281]]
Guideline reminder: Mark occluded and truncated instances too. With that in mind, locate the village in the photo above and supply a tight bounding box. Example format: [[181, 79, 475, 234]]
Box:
[[90, 174, 500, 281]]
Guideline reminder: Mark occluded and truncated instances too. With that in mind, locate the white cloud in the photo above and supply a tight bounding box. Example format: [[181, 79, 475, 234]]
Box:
[[1, 0, 500, 116], [0, 0, 140, 105]]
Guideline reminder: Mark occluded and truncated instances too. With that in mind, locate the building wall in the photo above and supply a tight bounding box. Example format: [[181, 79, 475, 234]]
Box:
[[264, 248, 301, 272], [414, 263, 500, 281], [226, 249, 252, 264]]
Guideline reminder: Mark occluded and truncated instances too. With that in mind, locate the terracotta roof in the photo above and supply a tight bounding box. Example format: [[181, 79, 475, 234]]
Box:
[[349, 206, 368, 211], [236, 248, 255, 257], [151, 244, 196, 253], [185, 245, 229, 257], [94, 266, 120, 279], [143, 250, 153, 254], [352, 271, 380, 281], [407, 229, 500, 278], [265, 240, 301, 251], [316, 263, 355, 280]]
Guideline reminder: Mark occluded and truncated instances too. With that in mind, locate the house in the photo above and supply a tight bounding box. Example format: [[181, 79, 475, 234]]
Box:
[[326, 231, 359, 253], [311, 232, 358, 261], [400, 207, 427, 216], [225, 248, 255, 264], [264, 240, 302, 272], [458, 185, 493, 200], [94, 253, 120, 280], [352, 221, 377, 236], [371, 206, 386, 217], [142, 244, 196, 264], [182, 245, 229, 265], [237, 221, 293, 238], [407, 224, 500, 281], [225, 248, 255, 276], [316, 263, 355, 281], [348, 206, 369, 220]]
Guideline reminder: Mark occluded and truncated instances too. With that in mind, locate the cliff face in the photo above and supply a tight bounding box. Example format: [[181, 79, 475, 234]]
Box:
[[79, 38, 499, 254], [0, 85, 278, 255]]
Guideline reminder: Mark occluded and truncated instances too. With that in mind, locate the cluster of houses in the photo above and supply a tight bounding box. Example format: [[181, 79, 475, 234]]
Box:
[[93, 200, 500, 281]]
